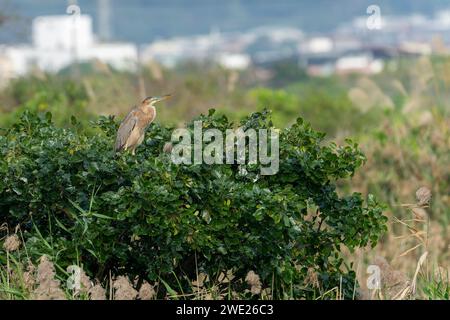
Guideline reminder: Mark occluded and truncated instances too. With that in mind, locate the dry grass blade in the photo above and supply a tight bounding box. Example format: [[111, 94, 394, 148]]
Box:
[[400, 218, 427, 223], [393, 230, 426, 241], [392, 285, 410, 300], [409, 231, 425, 243], [398, 244, 422, 257], [392, 217, 419, 233], [398, 200, 429, 208], [411, 251, 428, 295]]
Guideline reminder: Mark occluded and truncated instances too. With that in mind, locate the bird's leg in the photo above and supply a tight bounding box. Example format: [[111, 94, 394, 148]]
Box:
[[130, 148, 138, 164]]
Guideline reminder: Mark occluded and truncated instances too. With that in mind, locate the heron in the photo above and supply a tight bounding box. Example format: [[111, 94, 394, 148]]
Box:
[[115, 95, 171, 155]]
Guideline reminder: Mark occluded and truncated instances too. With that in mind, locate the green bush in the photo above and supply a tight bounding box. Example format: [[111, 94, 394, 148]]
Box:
[[0, 109, 386, 299], [0, 76, 93, 128]]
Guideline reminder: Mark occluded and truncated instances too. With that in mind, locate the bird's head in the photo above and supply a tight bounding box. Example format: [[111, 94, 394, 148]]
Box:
[[142, 94, 172, 108]]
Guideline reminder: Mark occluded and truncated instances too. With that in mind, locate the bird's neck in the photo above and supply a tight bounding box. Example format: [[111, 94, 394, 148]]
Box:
[[140, 104, 156, 115]]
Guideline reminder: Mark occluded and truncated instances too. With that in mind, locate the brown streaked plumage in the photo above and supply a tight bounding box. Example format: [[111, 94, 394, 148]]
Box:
[[115, 95, 171, 155]]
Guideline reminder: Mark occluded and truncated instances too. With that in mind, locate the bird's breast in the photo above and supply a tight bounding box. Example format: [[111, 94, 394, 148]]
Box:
[[138, 106, 156, 128]]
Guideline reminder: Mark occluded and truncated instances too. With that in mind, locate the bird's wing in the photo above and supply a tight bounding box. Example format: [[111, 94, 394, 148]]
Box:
[[115, 108, 139, 151]]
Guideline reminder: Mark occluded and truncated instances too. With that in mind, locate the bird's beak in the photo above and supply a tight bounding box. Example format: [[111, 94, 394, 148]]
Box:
[[154, 94, 172, 103]]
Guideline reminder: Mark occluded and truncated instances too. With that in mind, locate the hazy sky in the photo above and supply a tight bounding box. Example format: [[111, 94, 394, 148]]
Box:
[[1, 0, 449, 44]]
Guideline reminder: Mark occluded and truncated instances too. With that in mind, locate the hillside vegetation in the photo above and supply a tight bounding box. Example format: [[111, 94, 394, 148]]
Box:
[[1, 56, 449, 299]]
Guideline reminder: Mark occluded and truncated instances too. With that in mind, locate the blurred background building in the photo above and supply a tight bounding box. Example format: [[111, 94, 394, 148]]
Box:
[[0, 10, 137, 86], [1, 0, 450, 86]]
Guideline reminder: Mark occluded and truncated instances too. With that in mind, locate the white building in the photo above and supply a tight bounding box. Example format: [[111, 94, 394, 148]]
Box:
[[0, 14, 138, 86], [140, 33, 225, 68], [216, 53, 251, 70], [300, 37, 334, 54], [33, 15, 95, 52], [335, 54, 384, 75], [140, 27, 304, 69]]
